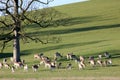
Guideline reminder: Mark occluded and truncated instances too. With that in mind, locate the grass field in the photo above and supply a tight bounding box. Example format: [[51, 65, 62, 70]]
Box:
[[0, 0, 120, 79]]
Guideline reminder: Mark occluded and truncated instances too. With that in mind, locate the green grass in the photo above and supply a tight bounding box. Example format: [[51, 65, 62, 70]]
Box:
[[0, 0, 120, 79]]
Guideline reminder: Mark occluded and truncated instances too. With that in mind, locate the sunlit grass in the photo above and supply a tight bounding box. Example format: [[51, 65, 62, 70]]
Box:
[[0, 0, 120, 79]]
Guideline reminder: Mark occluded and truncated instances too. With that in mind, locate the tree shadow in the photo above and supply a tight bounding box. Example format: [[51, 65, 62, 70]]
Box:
[[0, 53, 12, 58], [27, 23, 120, 37], [109, 50, 120, 59], [21, 40, 108, 55], [53, 16, 98, 26], [0, 52, 33, 59], [27, 15, 115, 29], [83, 50, 120, 59], [25, 16, 98, 29], [25, 15, 120, 37]]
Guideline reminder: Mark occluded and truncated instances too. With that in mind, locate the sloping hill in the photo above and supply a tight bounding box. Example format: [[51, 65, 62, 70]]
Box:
[[0, 0, 120, 78], [19, 0, 120, 55]]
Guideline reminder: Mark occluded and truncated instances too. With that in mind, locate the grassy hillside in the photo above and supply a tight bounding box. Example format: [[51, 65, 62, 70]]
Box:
[[0, 0, 120, 79]]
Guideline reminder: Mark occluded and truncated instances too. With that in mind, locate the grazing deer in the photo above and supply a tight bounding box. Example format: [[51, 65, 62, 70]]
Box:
[[104, 52, 111, 58], [0, 62, 3, 69], [34, 53, 43, 59], [57, 62, 62, 69], [21, 59, 25, 64], [34, 54, 41, 59], [4, 63, 11, 69], [32, 64, 39, 72], [78, 61, 86, 70], [3, 58, 7, 64], [89, 60, 96, 67], [75, 58, 80, 63], [88, 56, 96, 67], [80, 56, 85, 62], [40, 56, 50, 65], [98, 54, 102, 59], [66, 63, 72, 70], [14, 62, 24, 69], [44, 60, 51, 68], [43, 60, 57, 70], [89, 56, 94, 60], [103, 60, 108, 67], [11, 66, 15, 72], [79, 56, 86, 65], [107, 59, 112, 65], [24, 64, 28, 71], [97, 59, 103, 67], [78, 62, 85, 70], [50, 62, 56, 70], [102, 59, 112, 67], [10, 57, 14, 63]]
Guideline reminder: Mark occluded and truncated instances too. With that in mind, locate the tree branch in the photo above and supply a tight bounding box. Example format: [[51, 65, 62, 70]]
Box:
[[25, 35, 46, 44], [24, 0, 35, 13], [0, 0, 16, 22], [0, 20, 15, 32], [22, 14, 43, 27], [35, 0, 54, 4], [0, 1, 6, 4], [1, 39, 12, 53], [0, 20, 9, 27], [19, 32, 46, 44], [0, 8, 6, 11]]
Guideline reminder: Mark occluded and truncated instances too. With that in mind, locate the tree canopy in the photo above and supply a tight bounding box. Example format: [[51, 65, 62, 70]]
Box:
[[0, 0, 65, 62]]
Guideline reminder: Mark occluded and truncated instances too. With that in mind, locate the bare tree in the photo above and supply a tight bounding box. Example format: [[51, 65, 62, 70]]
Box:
[[0, 0, 62, 62]]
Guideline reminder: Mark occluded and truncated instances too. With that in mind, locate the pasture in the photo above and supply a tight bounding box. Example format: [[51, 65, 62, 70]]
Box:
[[0, 0, 120, 79]]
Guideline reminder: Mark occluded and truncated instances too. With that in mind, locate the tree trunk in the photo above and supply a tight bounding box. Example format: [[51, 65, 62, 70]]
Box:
[[13, 29, 21, 62], [12, 0, 21, 62]]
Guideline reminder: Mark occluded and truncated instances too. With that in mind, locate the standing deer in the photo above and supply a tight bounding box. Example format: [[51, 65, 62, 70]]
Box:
[[89, 56, 96, 67], [67, 53, 77, 60], [54, 52, 62, 60]]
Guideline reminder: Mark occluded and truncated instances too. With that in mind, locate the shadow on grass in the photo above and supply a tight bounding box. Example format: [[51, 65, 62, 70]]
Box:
[[83, 50, 120, 60], [0, 53, 12, 58], [21, 40, 108, 55], [1, 44, 119, 60], [27, 23, 120, 36], [27, 15, 115, 29], [101, 50, 120, 59], [0, 52, 33, 59], [53, 16, 98, 26], [110, 65, 119, 67], [26, 16, 98, 29], [108, 50, 120, 59]]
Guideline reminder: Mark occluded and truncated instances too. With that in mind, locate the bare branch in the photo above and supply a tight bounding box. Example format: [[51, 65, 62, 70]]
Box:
[[0, 20, 8, 27], [0, 8, 6, 11], [25, 35, 46, 44], [20, 0, 23, 7], [0, 1, 6, 4], [35, 0, 54, 4], [0, 33, 14, 53], [1, 39, 12, 53], [24, 0, 35, 12], [0, 0, 15, 21], [20, 0, 36, 15], [19, 0, 23, 11], [20, 0, 54, 15], [22, 14, 43, 27], [19, 32, 46, 44], [0, 20, 14, 29]]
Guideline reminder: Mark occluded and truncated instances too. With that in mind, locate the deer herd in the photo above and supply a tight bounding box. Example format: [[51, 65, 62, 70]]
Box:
[[0, 52, 112, 72]]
